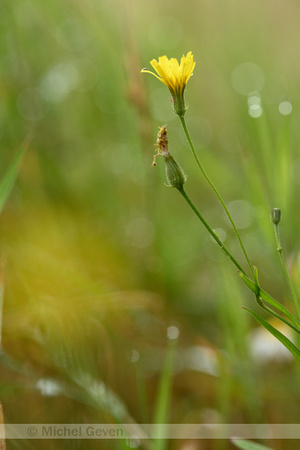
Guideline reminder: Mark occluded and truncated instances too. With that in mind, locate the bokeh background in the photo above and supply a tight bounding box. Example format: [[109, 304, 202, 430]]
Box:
[[1, 0, 300, 448]]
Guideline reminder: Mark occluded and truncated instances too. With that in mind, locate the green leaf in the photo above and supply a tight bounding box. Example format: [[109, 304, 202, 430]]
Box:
[[152, 338, 177, 450], [259, 287, 299, 324], [238, 271, 300, 329], [232, 438, 273, 450], [0, 146, 25, 216], [244, 307, 300, 361]]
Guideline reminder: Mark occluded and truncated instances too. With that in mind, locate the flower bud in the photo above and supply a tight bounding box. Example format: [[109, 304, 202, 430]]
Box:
[[271, 208, 281, 225], [164, 154, 187, 190]]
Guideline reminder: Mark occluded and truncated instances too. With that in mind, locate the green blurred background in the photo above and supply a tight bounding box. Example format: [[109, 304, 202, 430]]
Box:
[[1, 0, 300, 448]]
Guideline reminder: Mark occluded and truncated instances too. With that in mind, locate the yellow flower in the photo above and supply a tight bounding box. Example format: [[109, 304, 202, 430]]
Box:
[[141, 51, 195, 116]]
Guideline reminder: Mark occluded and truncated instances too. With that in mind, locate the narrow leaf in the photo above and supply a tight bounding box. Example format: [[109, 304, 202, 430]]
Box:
[[244, 308, 300, 361], [232, 438, 274, 450], [153, 339, 177, 450], [0, 146, 26, 216], [239, 271, 300, 328], [260, 287, 300, 325]]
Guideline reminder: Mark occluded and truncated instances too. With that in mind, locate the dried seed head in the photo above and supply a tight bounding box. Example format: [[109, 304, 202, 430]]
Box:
[[156, 125, 169, 156], [152, 124, 186, 189]]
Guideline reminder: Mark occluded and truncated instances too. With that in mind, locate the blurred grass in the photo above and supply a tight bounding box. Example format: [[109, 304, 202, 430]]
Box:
[[1, 0, 300, 449]]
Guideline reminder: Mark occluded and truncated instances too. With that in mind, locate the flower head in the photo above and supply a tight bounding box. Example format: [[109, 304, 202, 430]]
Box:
[[141, 52, 195, 117]]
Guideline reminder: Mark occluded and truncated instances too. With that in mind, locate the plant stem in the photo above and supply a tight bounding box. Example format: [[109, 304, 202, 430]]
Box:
[[179, 187, 300, 331], [274, 222, 300, 320], [178, 187, 246, 276], [179, 115, 254, 278]]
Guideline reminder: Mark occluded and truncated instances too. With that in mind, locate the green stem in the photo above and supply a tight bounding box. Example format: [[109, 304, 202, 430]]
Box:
[[178, 187, 246, 276], [179, 115, 254, 278], [180, 186, 300, 335], [274, 223, 300, 320]]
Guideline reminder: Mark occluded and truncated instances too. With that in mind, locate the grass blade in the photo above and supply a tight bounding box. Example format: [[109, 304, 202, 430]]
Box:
[[239, 271, 300, 328], [244, 307, 300, 361], [0, 145, 26, 216], [232, 438, 273, 450], [152, 338, 177, 450]]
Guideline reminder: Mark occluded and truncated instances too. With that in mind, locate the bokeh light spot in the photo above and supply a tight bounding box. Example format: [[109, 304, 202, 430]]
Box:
[[279, 101, 292, 116], [128, 349, 140, 363], [40, 63, 79, 103], [248, 104, 263, 118], [227, 200, 254, 229], [247, 92, 261, 106], [167, 325, 180, 340], [231, 63, 265, 95], [36, 379, 63, 397]]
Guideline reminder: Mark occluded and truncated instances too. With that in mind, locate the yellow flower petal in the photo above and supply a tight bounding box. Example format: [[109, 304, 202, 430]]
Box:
[[141, 52, 195, 95], [140, 67, 168, 86], [141, 52, 195, 116]]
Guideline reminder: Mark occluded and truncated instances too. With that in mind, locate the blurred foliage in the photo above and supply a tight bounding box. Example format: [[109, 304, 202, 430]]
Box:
[[1, 0, 300, 449]]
